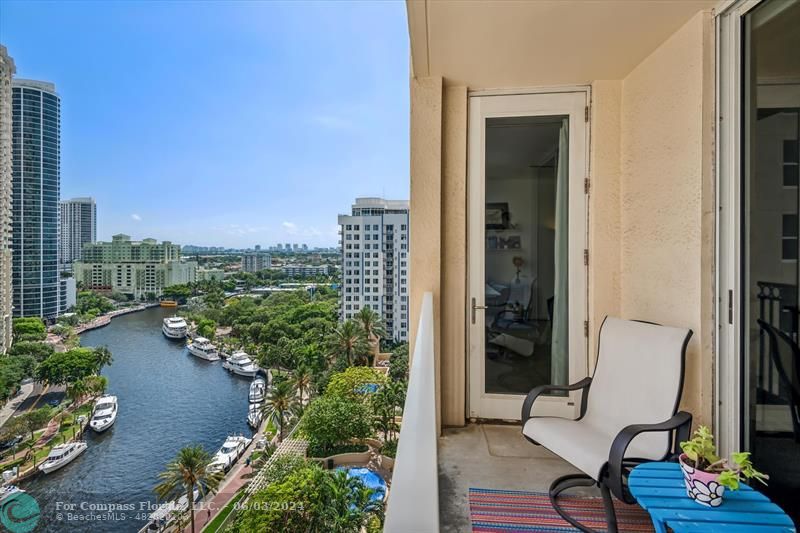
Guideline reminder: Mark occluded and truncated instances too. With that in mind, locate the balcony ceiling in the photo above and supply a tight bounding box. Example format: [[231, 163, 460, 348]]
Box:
[[407, 0, 716, 88]]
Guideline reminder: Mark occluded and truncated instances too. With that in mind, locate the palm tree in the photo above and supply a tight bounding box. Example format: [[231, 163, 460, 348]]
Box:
[[93, 346, 113, 372], [84, 375, 109, 397], [354, 307, 387, 360], [154, 445, 223, 533], [66, 379, 88, 407], [328, 320, 369, 367], [261, 380, 299, 442], [323, 469, 384, 532], [292, 365, 313, 408]]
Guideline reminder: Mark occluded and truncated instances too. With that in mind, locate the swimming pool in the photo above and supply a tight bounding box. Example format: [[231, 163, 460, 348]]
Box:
[[343, 467, 387, 502]]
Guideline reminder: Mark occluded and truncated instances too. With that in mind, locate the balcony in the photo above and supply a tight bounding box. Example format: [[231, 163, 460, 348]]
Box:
[[386, 293, 580, 532]]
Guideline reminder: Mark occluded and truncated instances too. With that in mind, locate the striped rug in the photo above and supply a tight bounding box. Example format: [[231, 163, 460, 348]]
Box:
[[469, 488, 655, 532]]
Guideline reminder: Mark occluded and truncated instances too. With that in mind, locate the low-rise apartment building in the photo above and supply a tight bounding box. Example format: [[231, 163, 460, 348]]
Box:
[[74, 234, 196, 299], [281, 264, 330, 277]]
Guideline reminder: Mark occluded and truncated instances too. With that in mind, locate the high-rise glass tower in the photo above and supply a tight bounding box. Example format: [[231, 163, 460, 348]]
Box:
[[11, 79, 60, 319]]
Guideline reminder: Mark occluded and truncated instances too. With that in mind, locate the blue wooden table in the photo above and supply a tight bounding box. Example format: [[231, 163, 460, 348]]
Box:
[[628, 462, 796, 533]]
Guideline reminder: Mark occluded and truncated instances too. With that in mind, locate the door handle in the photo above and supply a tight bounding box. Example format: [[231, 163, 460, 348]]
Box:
[[471, 297, 487, 324]]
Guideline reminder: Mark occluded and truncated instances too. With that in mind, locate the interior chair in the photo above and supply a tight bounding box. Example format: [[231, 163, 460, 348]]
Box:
[[757, 319, 800, 443], [488, 280, 544, 358], [521, 317, 693, 533]]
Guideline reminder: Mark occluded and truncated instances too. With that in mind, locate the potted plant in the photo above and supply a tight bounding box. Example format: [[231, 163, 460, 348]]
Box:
[[679, 426, 768, 507]]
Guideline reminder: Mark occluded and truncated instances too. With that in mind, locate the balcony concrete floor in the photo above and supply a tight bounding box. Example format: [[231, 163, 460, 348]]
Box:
[[438, 424, 590, 532]]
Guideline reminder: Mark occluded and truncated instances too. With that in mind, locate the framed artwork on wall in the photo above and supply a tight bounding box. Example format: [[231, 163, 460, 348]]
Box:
[[486, 202, 510, 229]]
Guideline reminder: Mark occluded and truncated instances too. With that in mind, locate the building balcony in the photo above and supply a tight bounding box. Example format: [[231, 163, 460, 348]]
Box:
[[386, 293, 594, 532]]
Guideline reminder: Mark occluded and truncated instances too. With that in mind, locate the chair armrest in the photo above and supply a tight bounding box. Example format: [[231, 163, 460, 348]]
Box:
[[606, 411, 693, 501], [520, 377, 592, 424]]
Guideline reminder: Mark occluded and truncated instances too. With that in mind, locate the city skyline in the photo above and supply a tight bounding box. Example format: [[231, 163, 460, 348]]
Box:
[[0, 1, 410, 248]]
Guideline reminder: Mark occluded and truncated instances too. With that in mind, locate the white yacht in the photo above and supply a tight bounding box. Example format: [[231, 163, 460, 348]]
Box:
[[39, 441, 88, 474], [207, 435, 251, 473], [162, 317, 188, 339], [89, 395, 118, 433], [0, 485, 25, 505], [222, 351, 259, 378], [187, 337, 220, 361], [247, 403, 262, 429], [248, 377, 266, 403]]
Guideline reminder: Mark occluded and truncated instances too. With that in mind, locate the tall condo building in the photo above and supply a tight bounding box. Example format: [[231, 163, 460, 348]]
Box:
[[241, 252, 271, 273], [11, 79, 61, 319], [73, 234, 197, 299], [338, 198, 409, 342], [0, 46, 15, 351], [60, 197, 97, 268]]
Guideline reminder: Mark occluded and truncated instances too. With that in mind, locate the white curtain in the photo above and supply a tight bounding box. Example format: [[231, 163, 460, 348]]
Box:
[[551, 118, 569, 386]]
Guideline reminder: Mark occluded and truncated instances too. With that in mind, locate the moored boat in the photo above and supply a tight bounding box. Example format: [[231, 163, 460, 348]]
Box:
[[187, 337, 220, 361], [0, 484, 25, 505], [89, 395, 118, 433], [39, 441, 88, 474], [222, 351, 259, 378], [207, 435, 251, 473], [162, 317, 188, 339], [248, 377, 266, 403], [247, 403, 262, 429]]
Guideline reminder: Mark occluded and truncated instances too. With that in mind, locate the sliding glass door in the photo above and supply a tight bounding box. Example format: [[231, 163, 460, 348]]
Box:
[[719, 0, 799, 523]]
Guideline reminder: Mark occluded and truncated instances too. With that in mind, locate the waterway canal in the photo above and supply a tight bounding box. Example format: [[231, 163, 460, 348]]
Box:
[[22, 306, 253, 532]]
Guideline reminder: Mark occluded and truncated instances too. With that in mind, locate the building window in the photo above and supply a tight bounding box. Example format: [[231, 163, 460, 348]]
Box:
[[784, 139, 799, 187], [782, 213, 798, 261]]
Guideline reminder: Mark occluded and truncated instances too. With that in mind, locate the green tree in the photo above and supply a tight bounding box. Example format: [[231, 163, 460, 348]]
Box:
[[388, 343, 409, 382], [300, 395, 372, 457], [261, 380, 299, 442], [7, 341, 55, 362], [354, 307, 386, 361], [35, 348, 99, 385], [154, 445, 223, 533], [92, 346, 114, 372], [196, 319, 216, 340], [292, 365, 313, 409], [371, 381, 406, 441], [66, 379, 89, 406], [84, 375, 109, 397], [18, 407, 53, 441], [328, 320, 369, 367], [325, 469, 385, 532], [12, 317, 46, 341], [325, 367, 387, 403]]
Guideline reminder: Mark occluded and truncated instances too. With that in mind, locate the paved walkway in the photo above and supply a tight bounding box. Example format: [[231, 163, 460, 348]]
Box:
[[188, 454, 254, 532], [0, 382, 35, 429]]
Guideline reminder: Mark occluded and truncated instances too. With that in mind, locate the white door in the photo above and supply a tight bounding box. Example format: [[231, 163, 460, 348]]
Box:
[[468, 90, 588, 421]]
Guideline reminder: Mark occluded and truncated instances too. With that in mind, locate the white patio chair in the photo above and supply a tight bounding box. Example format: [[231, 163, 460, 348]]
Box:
[[521, 317, 693, 533]]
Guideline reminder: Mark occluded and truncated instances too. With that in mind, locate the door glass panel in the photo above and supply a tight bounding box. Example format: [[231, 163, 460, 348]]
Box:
[[484, 115, 569, 395], [743, 0, 800, 521]]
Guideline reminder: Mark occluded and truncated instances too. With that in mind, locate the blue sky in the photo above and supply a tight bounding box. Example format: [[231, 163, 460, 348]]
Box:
[[0, 0, 409, 248]]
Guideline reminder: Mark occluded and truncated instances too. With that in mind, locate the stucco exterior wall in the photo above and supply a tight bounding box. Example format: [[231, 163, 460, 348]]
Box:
[[588, 81, 623, 369], [618, 11, 714, 426], [409, 10, 715, 429], [409, 76, 443, 430], [441, 86, 468, 427]]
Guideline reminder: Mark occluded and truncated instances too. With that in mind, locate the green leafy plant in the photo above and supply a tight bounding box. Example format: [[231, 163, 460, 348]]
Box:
[[680, 426, 768, 490]]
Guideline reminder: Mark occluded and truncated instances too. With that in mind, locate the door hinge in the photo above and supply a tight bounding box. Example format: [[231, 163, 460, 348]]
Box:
[[584, 320, 589, 337], [583, 249, 589, 266], [584, 178, 590, 195], [584, 105, 590, 122]]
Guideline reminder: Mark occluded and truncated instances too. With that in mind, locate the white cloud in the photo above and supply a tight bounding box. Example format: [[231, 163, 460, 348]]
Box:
[[131, 214, 142, 222], [281, 221, 298, 234]]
